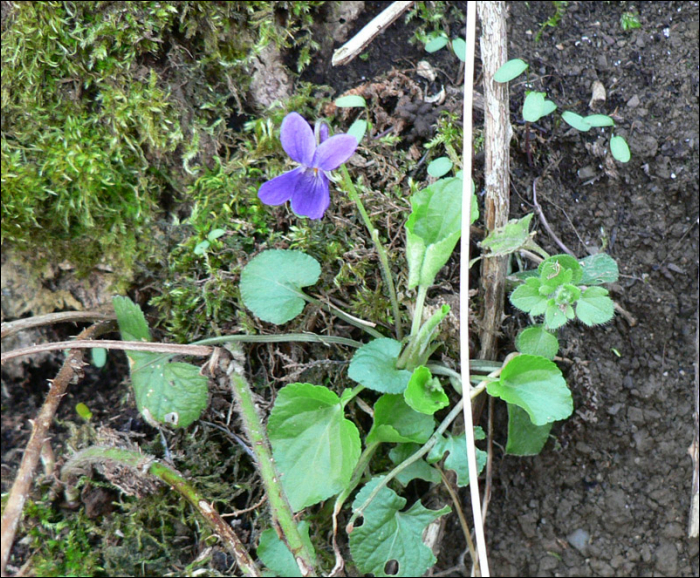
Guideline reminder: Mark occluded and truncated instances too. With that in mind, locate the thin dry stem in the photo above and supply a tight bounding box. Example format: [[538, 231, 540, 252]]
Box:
[[0, 323, 103, 575]]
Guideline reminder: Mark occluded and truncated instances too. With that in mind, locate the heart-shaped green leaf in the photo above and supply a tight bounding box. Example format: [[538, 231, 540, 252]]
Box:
[[405, 177, 462, 288], [113, 296, 208, 429], [366, 394, 435, 446], [240, 250, 320, 325], [427, 430, 486, 486], [538, 254, 583, 285], [480, 213, 535, 257], [505, 404, 553, 455], [348, 338, 412, 393], [576, 286, 614, 326], [257, 520, 315, 577], [268, 383, 361, 511], [515, 326, 559, 360], [579, 253, 619, 285], [389, 444, 441, 486], [487, 354, 572, 426], [451, 37, 466, 62]]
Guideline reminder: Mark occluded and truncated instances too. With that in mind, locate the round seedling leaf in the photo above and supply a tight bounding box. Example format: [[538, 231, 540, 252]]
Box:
[[335, 94, 367, 108], [494, 58, 529, 83], [425, 34, 448, 53], [193, 240, 210, 255], [487, 354, 573, 426], [348, 338, 412, 394], [427, 156, 453, 178], [240, 250, 321, 325], [562, 111, 592, 132], [522, 91, 557, 122], [583, 114, 615, 128], [515, 326, 559, 360], [347, 119, 368, 143], [610, 135, 631, 162], [451, 37, 466, 62]]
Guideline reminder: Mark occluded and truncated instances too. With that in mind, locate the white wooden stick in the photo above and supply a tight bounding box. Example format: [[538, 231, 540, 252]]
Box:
[[460, 2, 490, 576], [331, 1, 415, 67]]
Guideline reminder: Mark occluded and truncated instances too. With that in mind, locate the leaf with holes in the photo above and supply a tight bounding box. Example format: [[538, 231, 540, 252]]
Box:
[[349, 477, 450, 577], [268, 383, 361, 511], [240, 250, 320, 325], [427, 430, 486, 487], [113, 296, 208, 429]]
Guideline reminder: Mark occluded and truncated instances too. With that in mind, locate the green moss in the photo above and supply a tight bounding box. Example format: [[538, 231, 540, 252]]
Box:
[[22, 499, 104, 577], [1, 1, 326, 278]]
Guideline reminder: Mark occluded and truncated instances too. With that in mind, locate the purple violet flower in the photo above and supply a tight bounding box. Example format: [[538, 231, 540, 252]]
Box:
[[258, 112, 358, 219]]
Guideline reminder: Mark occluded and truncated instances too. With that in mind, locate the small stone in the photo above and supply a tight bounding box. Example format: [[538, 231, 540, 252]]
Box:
[[627, 94, 641, 108], [567, 528, 590, 554]]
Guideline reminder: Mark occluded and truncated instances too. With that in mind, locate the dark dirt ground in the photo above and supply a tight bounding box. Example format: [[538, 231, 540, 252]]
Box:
[[2, 1, 699, 577]]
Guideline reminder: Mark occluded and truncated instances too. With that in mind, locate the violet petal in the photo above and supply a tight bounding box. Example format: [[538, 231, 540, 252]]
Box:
[[312, 134, 358, 171], [290, 170, 330, 219], [258, 167, 302, 205], [280, 113, 315, 166]]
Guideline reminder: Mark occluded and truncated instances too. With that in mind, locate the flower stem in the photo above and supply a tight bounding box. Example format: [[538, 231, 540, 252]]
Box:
[[410, 284, 429, 340], [193, 332, 362, 349], [339, 163, 403, 340], [228, 370, 317, 576]]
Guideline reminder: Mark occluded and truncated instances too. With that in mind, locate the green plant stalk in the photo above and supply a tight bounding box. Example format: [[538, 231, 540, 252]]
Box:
[[410, 284, 429, 340], [229, 372, 317, 577], [397, 304, 449, 369], [193, 332, 362, 349], [61, 446, 261, 577], [299, 292, 385, 339], [339, 163, 403, 340]]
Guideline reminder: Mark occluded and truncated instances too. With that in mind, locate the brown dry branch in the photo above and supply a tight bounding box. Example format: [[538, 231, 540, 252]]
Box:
[[0, 322, 105, 576], [477, 1, 512, 361], [1, 339, 212, 364], [1, 310, 116, 340]]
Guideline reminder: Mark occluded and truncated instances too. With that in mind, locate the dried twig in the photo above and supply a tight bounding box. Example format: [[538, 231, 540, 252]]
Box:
[[332, 1, 414, 66], [0, 323, 104, 575], [1, 310, 116, 340], [1, 339, 212, 364], [532, 177, 576, 257]]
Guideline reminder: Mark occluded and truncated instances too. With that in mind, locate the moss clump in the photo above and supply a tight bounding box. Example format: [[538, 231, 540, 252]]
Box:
[[1, 1, 325, 277]]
